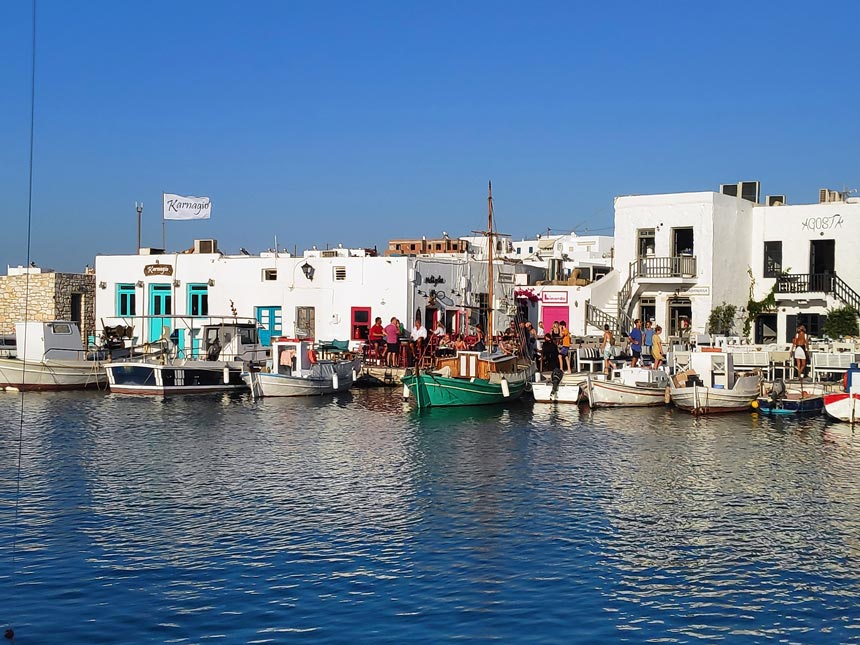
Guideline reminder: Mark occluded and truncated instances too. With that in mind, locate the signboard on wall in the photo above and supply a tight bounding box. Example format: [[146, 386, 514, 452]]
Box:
[[144, 264, 173, 277], [676, 286, 709, 296], [541, 291, 568, 304]]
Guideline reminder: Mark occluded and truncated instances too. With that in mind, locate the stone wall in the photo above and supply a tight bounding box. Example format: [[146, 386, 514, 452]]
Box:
[[0, 272, 96, 343]]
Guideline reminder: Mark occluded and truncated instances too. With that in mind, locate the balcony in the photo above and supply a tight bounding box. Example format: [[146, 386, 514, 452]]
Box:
[[775, 273, 833, 294], [634, 255, 697, 281]]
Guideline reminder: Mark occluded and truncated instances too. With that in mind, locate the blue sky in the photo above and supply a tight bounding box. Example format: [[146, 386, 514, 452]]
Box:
[[1, 1, 858, 271]]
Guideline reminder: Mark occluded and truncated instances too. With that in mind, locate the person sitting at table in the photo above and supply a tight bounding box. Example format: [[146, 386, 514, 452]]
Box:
[[410, 318, 427, 361], [453, 334, 467, 351], [432, 320, 446, 337], [473, 324, 486, 352]]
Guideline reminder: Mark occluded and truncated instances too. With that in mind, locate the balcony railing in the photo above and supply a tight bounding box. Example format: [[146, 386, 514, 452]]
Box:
[[634, 255, 697, 279], [775, 273, 860, 312]]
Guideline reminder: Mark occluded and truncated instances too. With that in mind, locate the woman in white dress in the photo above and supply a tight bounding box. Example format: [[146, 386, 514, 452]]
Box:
[[791, 324, 808, 379]]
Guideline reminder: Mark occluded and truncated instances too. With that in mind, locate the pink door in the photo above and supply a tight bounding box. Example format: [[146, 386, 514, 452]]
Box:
[[541, 305, 570, 329]]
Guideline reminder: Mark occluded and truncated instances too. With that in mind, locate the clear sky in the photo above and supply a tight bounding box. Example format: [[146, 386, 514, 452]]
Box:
[[1, 1, 858, 271]]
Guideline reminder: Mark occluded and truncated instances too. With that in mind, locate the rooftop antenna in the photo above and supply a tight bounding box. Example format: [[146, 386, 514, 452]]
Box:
[[274, 234, 278, 258]]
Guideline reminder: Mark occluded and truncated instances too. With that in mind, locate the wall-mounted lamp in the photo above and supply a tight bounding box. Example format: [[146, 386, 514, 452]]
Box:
[[98, 281, 107, 289], [301, 262, 315, 281], [136, 280, 144, 288], [173, 279, 181, 287], [207, 278, 215, 287]]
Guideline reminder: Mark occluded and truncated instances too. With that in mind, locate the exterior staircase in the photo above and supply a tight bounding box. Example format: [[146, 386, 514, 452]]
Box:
[[775, 273, 860, 311]]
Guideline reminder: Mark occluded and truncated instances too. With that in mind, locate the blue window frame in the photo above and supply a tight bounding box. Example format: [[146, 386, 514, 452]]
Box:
[[187, 284, 209, 316], [116, 283, 136, 316]]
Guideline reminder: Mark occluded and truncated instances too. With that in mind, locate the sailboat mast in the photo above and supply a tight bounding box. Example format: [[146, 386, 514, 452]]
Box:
[[487, 181, 494, 350]]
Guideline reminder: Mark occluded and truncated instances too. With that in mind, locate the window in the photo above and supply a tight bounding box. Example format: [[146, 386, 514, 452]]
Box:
[[188, 284, 209, 316], [637, 229, 655, 258], [764, 241, 782, 278], [797, 313, 823, 337], [334, 266, 347, 281], [263, 269, 277, 281], [351, 307, 371, 340], [516, 248, 521, 255], [50, 323, 72, 334], [117, 283, 136, 316]]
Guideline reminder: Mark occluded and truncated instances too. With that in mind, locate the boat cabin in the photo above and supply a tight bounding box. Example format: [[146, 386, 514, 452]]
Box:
[[202, 322, 268, 364], [687, 351, 737, 389], [271, 338, 317, 375], [14, 321, 86, 362], [434, 350, 520, 380], [609, 365, 670, 388]]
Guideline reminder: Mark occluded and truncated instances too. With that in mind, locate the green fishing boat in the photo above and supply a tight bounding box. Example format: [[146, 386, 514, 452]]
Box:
[[401, 182, 535, 408]]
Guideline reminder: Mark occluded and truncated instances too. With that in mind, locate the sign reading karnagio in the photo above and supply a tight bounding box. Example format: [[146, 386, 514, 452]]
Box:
[[163, 193, 212, 220]]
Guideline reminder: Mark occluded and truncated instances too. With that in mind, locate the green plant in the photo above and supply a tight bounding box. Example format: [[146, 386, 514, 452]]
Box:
[[743, 267, 778, 338], [823, 306, 859, 338], [707, 302, 737, 336]]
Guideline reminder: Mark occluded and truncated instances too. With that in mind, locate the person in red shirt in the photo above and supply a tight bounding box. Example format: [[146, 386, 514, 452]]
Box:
[[369, 317, 386, 362]]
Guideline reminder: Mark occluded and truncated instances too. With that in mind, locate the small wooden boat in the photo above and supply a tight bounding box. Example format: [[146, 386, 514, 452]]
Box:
[[532, 369, 582, 403], [670, 351, 761, 415], [755, 379, 824, 415], [243, 338, 359, 397], [0, 321, 107, 391], [586, 366, 670, 408]]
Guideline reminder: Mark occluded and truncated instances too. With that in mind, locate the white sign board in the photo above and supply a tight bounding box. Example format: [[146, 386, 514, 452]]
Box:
[[163, 193, 212, 220]]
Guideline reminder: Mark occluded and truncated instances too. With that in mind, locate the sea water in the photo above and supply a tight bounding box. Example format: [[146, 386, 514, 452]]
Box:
[[1, 390, 859, 643]]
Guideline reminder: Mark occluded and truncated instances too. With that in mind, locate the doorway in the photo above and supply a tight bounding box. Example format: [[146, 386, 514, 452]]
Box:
[[810, 240, 835, 291], [672, 228, 694, 256], [639, 297, 655, 325], [148, 284, 172, 342], [667, 298, 692, 340], [754, 314, 777, 344]]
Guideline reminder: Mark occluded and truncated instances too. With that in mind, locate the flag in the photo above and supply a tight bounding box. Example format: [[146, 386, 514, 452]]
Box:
[[163, 193, 212, 220]]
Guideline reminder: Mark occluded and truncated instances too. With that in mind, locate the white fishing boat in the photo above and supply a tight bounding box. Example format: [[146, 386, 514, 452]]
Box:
[[105, 319, 266, 395], [670, 351, 761, 415], [0, 321, 107, 391], [586, 366, 670, 408], [532, 369, 582, 404], [823, 365, 860, 422], [243, 338, 360, 397]]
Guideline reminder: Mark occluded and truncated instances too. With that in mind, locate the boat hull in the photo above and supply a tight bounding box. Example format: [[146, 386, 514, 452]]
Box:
[[402, 371, 528, 408], [671, 376, 760, 415], [823, 392, 860, 422], [0, 358, 107, 391], [243, 361, 357, 397], [532, 381, 581, 403], [105, 361, 247, 395], [586, 376, 667, 407], [756, 395, 824, 415]]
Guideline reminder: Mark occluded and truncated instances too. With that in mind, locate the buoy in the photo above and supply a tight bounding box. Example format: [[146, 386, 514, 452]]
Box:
[[501, 378, 510, 398], [223, 367, 230, 384], [534, 372, 541, 382], [4, 627, 14, 640], [751, 399, 759, 409], [403, 384, 410, 399], [331, 373, 339, 390], [6, 386, 19, 393], [352, 369, 358, 382]]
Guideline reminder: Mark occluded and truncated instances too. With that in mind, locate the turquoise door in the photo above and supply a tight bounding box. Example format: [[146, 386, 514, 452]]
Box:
[[148, 284, 173, 342], [255, 306, 282, 346]]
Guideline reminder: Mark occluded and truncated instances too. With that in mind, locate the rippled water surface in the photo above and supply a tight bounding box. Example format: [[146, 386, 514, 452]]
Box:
[[2, 389, 860, 643]]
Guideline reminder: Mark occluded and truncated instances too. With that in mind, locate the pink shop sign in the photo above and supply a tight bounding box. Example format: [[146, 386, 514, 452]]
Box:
[[540, 291, 568, 304]]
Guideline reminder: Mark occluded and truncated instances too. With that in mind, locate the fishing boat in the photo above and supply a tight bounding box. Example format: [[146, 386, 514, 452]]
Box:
[[585, 366, 670, 408], [823, 364, 860, 422], [0, 321, 107, 391], [104, 319, 266, 395], [532, 369, 582, 404], [754, 379, 824, 415], [401, 183, 534, 408], [670, 351, 761, 414], [243, 337, 359, 397]]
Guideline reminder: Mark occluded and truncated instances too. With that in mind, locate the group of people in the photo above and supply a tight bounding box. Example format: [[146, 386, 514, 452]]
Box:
[[606, 318, 665, 375], [367, 316, 480, 367]]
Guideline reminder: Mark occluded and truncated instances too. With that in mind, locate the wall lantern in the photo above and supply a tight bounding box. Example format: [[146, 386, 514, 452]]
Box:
[[207, 279, 215, 287], [301, 262, 315, 281], [98, 281, 107, 289], [173, 279, 181, 287], [136, 280, 144, 288]]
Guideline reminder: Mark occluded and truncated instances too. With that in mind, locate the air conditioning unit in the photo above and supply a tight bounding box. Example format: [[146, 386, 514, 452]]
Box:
[[720, 183, 739, 197], [321, 250, 338, 258], [739, 181, 760, 203], [194, 239, 218, 254], [766, 195, 786, 206], [819, 188, 845, 204]]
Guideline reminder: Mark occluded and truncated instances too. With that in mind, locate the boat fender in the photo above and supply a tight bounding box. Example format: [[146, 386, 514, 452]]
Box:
[[307, 349, 318, 364], [223, 367, 230, 384], [352, 368, 358, 382], [664, 386, 671, 405], [501, 378, 510, 398], [403, 384, 410, 399], [332, 373, 339, 390]]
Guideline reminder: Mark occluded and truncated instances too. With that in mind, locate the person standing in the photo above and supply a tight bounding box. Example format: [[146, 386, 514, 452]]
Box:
[[643, 320, 654, 365], [559, 320, 572, 374], [652, 325, 664, 370], [791, 324, 809, 379], [601, 324, 614, 376], [628, 319, 643, 367], [383, 317, 400, 367]]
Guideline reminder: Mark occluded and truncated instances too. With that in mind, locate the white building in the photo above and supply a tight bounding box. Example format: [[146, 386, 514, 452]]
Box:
[[93, 240, 526, 353], [585, 183, 860, 344]]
